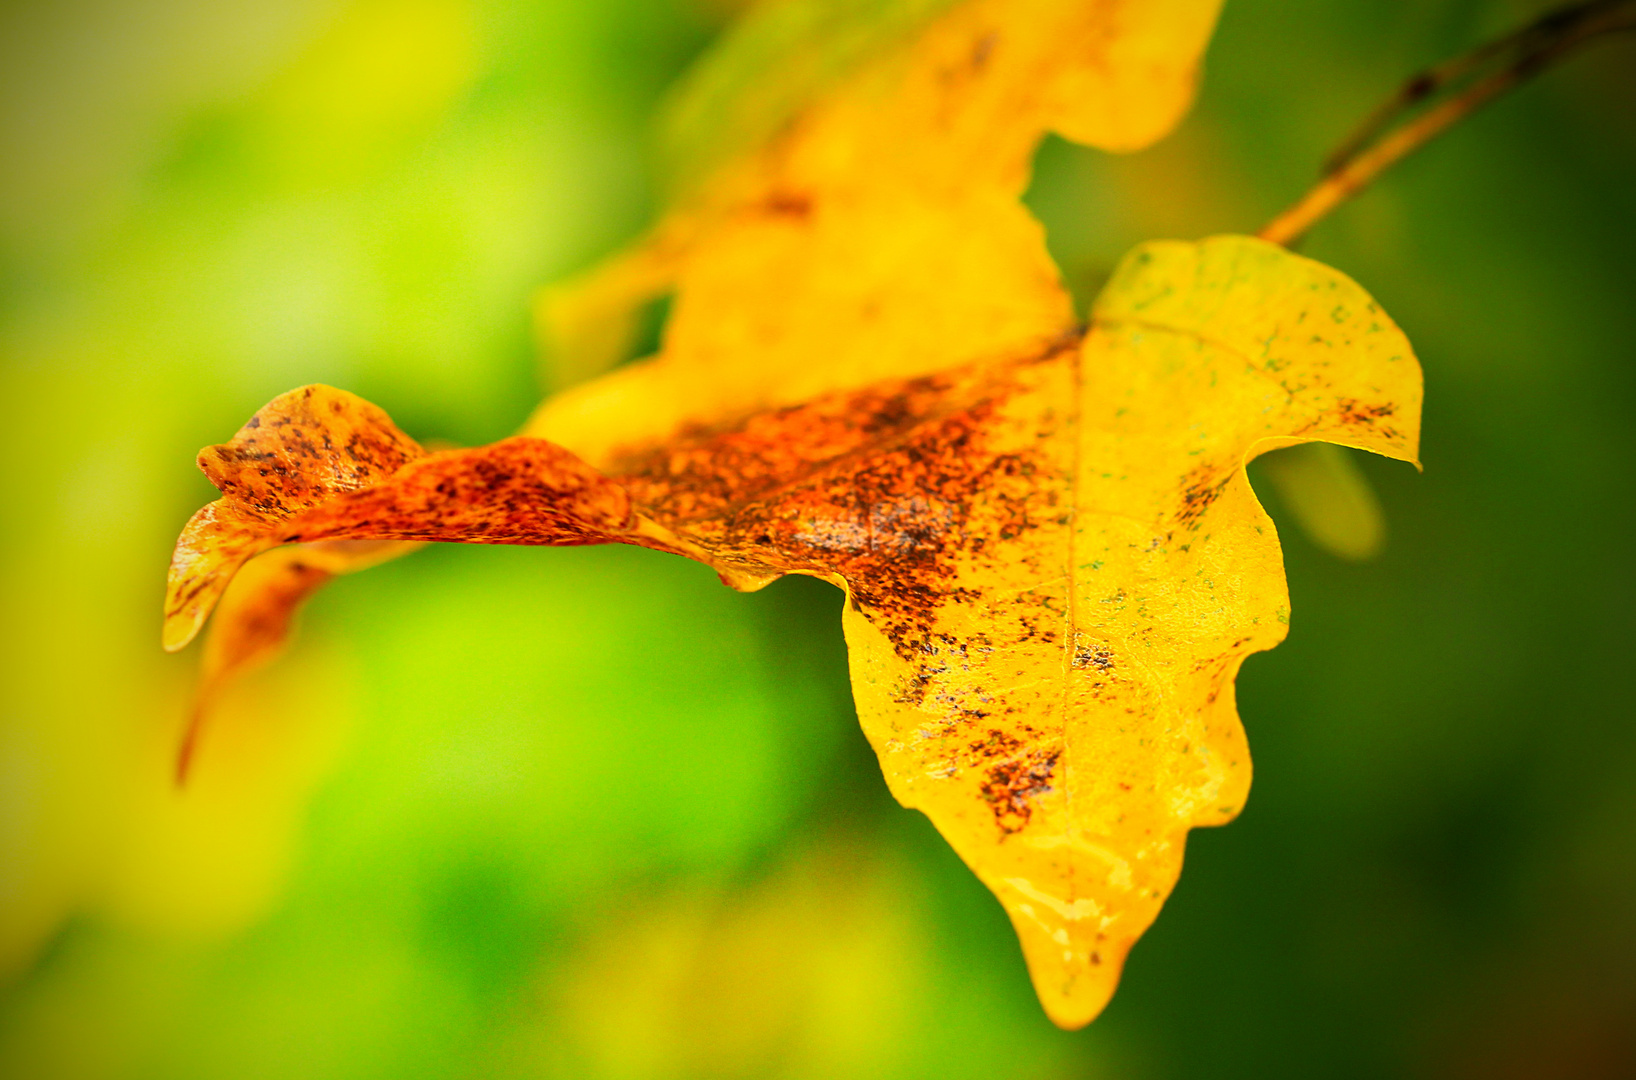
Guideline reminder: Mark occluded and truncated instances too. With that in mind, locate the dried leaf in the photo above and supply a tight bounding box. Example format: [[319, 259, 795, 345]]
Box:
[[164, 387, 424, 652], [163, 386, 706, 653], [165, 0, 1424, 1029], [167, 235, 1420, 1026]]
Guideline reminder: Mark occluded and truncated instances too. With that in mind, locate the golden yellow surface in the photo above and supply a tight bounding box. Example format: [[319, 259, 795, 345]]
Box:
[[840, 236, 1420, 1026]]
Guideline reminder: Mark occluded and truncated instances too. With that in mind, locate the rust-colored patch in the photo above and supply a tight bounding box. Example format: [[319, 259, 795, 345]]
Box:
[[1331, 396, 1403, 441], [198, 384, 423, 516], [164, 388, 643, 654], [1333, 397, 1396, 424], [761, 192, 814, 219], [610, 337, 1075, 662], [1174, 464, 1232, 532], [980, 746, 1061, 834], [963, 727, 1062, 833]]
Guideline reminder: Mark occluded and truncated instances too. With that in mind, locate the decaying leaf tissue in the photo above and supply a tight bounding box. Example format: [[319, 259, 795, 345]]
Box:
[[166, 0, 1421, 1028]]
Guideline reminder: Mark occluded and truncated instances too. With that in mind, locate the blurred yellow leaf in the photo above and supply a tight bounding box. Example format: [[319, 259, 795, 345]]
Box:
[[165, 0, 1424, 1028], [536, 0, 1224, 394], [512, 843, 928, 1079], [657, 0, 965, 196], [1256, 441, 1389, 561]]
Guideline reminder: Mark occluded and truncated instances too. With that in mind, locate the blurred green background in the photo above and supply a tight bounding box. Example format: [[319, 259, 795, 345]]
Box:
[[3, 0, 1634, 1076]]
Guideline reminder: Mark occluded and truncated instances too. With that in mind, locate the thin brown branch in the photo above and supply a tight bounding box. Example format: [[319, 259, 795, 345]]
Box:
[[1320, 39, 1516, 177], [1260, 0, 1636, 248]]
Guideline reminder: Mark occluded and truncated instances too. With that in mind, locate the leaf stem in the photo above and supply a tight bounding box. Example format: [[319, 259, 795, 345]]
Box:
[[1258, 0, 1636, 248]]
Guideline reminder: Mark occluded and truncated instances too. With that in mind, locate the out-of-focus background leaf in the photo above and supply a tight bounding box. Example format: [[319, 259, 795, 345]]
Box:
[[2, 0, 1633, 1076]]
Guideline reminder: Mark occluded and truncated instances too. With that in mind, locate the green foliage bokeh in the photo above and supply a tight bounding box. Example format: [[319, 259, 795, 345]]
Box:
[[3, 1, 1635, 1077]]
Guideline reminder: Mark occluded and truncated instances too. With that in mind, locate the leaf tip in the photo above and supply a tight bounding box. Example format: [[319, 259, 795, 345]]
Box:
[[162, 611, 202, 653], [1029, 954, 1122, 1032]]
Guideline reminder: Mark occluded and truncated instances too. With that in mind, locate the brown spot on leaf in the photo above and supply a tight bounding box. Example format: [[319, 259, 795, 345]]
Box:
[[1333, 396, 1396, 427], [972, 31, 998, 69], [762, 192, 814, 219], [980, 747, 1061, 834], [1175, 464, 1231, 532], [610, 336, 1075, 664], [1073, 644, 1114, 671]]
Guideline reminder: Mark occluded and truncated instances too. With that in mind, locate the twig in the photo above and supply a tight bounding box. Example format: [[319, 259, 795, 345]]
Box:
[[1259, 0, 1636, 248], [1319, 40, 1518, 178]]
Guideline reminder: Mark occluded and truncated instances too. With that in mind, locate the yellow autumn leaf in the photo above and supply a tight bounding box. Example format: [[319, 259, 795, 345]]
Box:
[[166, 235, 1421, 1028], [175, 0, 1229, 771], [164, 0, 1423, 1030]]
